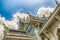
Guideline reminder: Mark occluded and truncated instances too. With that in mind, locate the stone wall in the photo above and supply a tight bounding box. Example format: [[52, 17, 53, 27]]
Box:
[[49, 20, 60, 40]]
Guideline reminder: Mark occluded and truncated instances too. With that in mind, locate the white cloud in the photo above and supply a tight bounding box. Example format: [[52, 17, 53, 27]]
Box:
[[5, 20, 18, 30], [13, 12, 29, 21], [37, 7, 54, 18], [0, 15, 18, 30]]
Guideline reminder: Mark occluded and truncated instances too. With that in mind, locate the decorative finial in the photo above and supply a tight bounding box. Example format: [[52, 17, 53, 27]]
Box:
[[26, 11, 32, 17], [55, 0, 59, 5]]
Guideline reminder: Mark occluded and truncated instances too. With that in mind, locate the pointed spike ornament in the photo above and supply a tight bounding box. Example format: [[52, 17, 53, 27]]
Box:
[[55, 0, 59, 5]]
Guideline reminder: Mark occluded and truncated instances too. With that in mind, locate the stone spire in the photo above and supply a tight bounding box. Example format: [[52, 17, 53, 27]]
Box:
[[55, 0, 59, 5]]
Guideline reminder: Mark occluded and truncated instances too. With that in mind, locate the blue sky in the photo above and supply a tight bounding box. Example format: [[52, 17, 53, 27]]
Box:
[[0, 0, 59, 20]]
